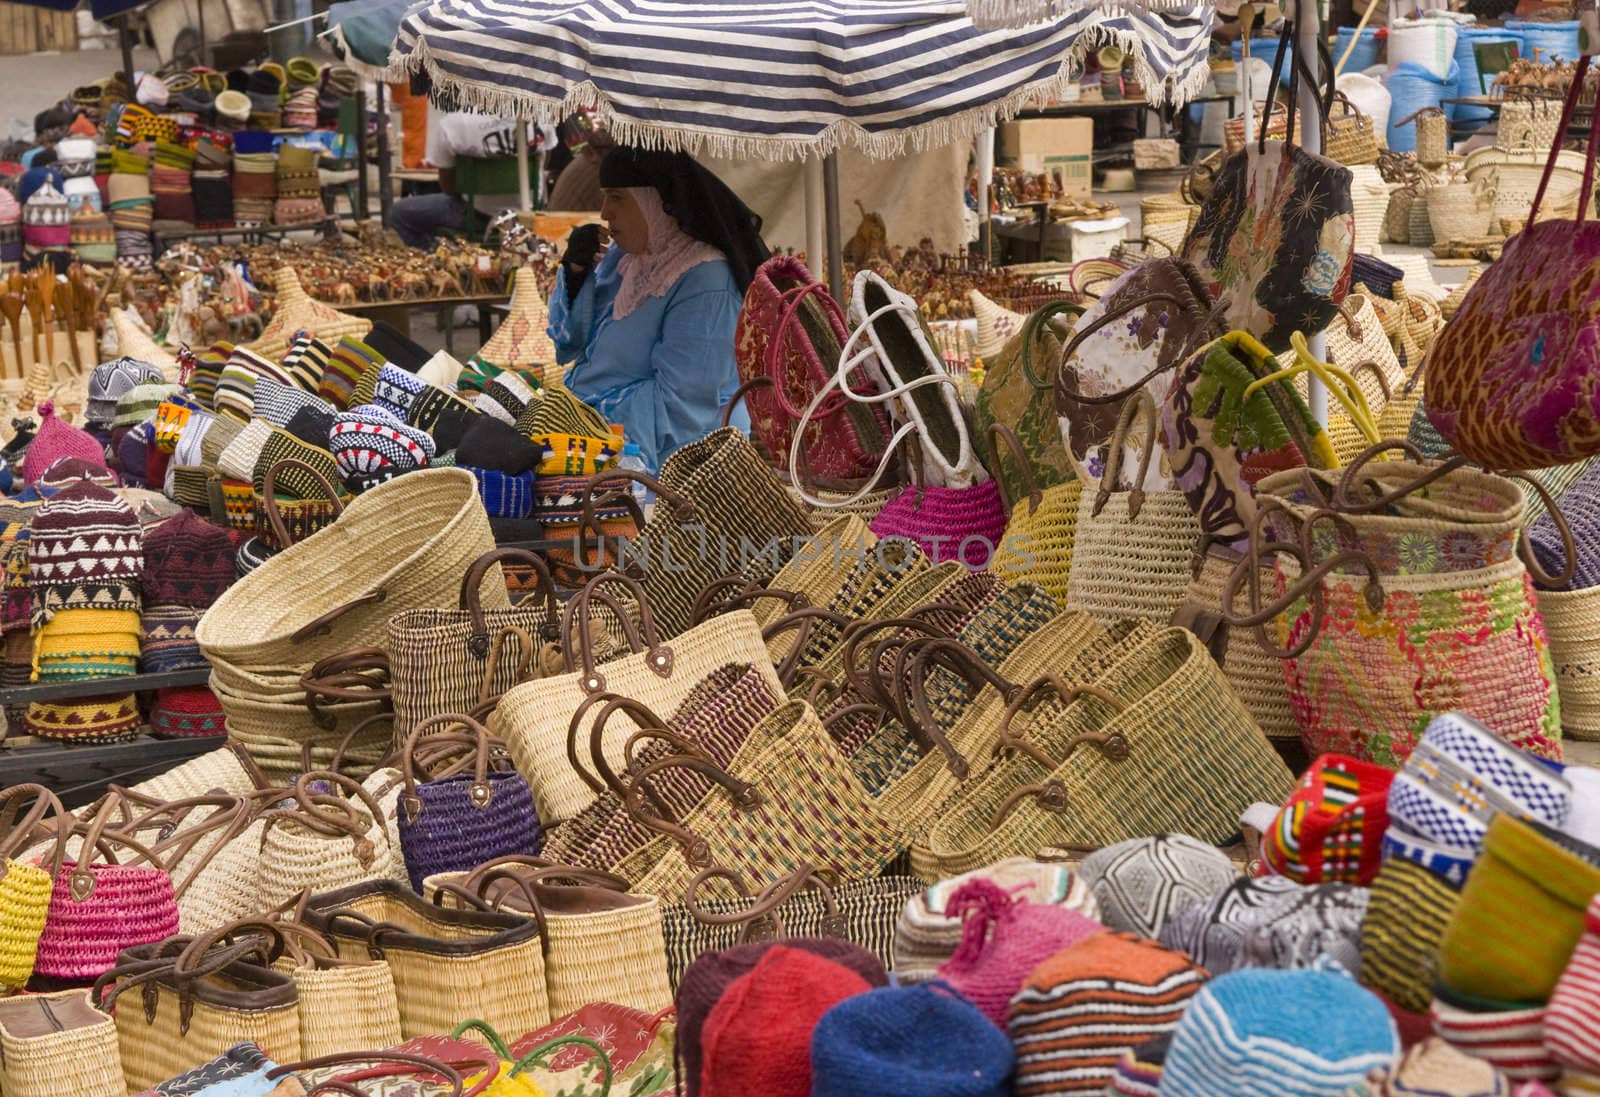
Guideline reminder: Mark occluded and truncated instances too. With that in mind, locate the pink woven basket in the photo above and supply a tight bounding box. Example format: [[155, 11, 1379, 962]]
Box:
[[33, 800, 179, 980], [869, 478, 1007, 569]]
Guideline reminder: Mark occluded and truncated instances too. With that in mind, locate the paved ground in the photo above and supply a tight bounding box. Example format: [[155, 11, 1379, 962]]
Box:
[[0, 45, 160, 134]]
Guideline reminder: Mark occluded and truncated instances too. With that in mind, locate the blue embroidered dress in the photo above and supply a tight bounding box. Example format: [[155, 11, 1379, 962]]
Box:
[[548, 245, 749, 471]]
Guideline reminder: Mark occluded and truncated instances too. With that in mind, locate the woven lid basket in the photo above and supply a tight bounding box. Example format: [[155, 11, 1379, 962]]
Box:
[[245, 267, 372, 364], [476, 266, 556, 376]]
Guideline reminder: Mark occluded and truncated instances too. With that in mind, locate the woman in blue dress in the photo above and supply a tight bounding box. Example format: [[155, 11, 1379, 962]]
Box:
[[547, 147, 769, 471]]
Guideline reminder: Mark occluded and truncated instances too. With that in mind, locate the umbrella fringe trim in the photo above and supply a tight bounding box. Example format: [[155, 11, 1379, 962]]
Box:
[[385, 24, 1209, 162], [323, 25, 395, 82], [968, 0, 1205, 30]]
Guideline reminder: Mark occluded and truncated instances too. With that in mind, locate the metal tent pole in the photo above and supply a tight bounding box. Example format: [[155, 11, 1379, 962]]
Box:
[[374, 82, 392, 225], [1297, 0, 1329, 426], [823, 152, 844, 305], [118, 17, 136, 85], [515, 119, 532, 211], [804, 159, 826, 281]]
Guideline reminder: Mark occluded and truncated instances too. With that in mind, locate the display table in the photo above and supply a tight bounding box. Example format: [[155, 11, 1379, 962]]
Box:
[[327, 293, 511, 354]]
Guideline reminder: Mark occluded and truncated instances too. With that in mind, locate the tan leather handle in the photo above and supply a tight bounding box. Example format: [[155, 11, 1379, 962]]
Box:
[[620, 753, 762, 869], [401, 713, 497, 824], [290, 588, 388, 645], [1094, 389, 1159, 520], [560, 571, 670, 691], [261, 457, 344, 548], [459, 547, 559, 649]]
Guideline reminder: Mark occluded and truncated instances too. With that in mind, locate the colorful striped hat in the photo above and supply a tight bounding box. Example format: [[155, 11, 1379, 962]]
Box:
[[1545, 894, 1600, 1077], [280, 332, 332, 393], [329, 405, 436, 494], [1430, 992, 1558, 1084], [27, 481, 142, 628], [1106, 1036, 1171, 1097], [1359, 856, 1461, 1015], [1079, 834, 1238, 939], [1161, 965, 1400, 1097], [24, 692, 139, 742], [812, 984, 1013, 1097], [1263, 755, 1394, 886], [1007, 931, 1208, 1094], [320, 336, 385, 410], [149, 684, 227, 739], [1353, 1037, 1510, 1097]]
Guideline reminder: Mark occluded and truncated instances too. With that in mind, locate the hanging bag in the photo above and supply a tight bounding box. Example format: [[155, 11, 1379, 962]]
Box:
[[986, 423, 1083, 604], [396, 714, 544, 893], [1427, 55, 1600, 470], [1183, 24, 1356, 352], [257, 771, 407, 909], [0, 784, 67, 988], [973, 299, 1083, 499]]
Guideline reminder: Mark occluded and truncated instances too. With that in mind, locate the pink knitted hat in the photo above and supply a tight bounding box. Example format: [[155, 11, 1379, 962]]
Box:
[[936, 877, 1106, 1028], [22, 402, 107, 486]]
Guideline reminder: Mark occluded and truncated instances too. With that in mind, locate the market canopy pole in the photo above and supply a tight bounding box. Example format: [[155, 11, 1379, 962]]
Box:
[[1296, 0, 1328, 426], [118, 15, 136, 84]]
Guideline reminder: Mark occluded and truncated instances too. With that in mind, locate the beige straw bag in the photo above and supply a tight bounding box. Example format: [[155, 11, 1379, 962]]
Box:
[[93, 939, 302, 1093], [1466, 144, 1586, 228], [1428, 174, 1496, 242], [910, 626, 1293, 880], [245, 266, 372, 363], [427, 858, 672, 1015], [1385, 186, 1415, 244], [1408, 180, 1436, 247], [1065, 393, 1201, 626], [1349, 165, 1390, 253], [1140, 192, 1198, 255], [1497, 95, 1560, 152], [1539, 586, 1600, 741], [0, 990, 122, 1097], [304, 879, 549, 1040], [477, 265, 557, 377], [1326, 92, 1381, 166], [495, 573, 785, 823], [199, 468, 502, 668], [1411, 107, 1448, 168], [256, 772, 407, 909]]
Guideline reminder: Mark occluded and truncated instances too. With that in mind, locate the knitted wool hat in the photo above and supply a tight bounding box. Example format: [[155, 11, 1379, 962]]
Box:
[[149, 684, 226, 738], [699, 946, 871, 1097], [1547, 894, 1600, 1076], [1263, 755, 1395, 886], [114, 421, 153, 487], [934, 878, 1105, 1028], [24, 691, 139, 742], [1106, 1036, 1171, 1097], [252, 376, 333, 430], [1354, 1037, 1511, 1097], [417, 349, 464, 389], [677, 939, 888, 1097], [1359, 856, 1462, 1015], [1431, 992, 1558, 1084], [1079, 834, 1239, 939], [1236, 881, 1369, 976], [1381, 828, 1478, 890], [372, 363, 427, 420], [285, 403, 335, 449], [894, 858, 1100, 985], [27, 480, 141, 628], [455, 415, 545, 476], [87, 357, 165, 427], [217, 418, 273, 482], [329, 405, 436, 493], [1008, 931, 1209, 1094], [251, 428, 341, 498], [363, 319, 431, 373], [152, 394, 201, 453], [465, 467, 536, 520], [235, 535, 272, 576], [36, 457, 118, 491], [1161, 965, 1400, 1097], [1438, 817, 1600, 1005], [213, 361, 258, 420], [280, 332, 333, 393], [473, 369, 538, 424], [1159, 876, 1304, 974], [215, 89, 251, 123], [143, 510, 235, 608], [320, 336, 384, 409], [21, 402, 107, 486], [811, 983, 1014, 1097], [405, 385, 479, 452], [113, 382, 177, 429], [31, 606, 141, 681], [1562, 767, 1600, 850], [140, 603, 203, 671], [1387, 713, 1572, 867]]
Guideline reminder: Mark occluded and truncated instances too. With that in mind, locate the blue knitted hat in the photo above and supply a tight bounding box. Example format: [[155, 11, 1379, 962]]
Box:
[[1161, 966, 1399, 1097], [811, 983, 1013, 1097]]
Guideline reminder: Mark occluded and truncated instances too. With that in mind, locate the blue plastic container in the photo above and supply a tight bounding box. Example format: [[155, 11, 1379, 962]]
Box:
[[1334, 26, 1381, 73], [1507, 19, 1580, 63], [1454, 29, 1520, 127], [1387, 60, 1460, 152]]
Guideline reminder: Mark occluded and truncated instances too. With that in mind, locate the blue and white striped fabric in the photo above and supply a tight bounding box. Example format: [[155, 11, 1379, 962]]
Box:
[[388, 0, 1212, 159]]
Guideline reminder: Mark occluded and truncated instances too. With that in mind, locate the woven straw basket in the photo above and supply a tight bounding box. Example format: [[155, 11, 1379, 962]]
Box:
[[477, 266, 557, 377], [110, 307, 179, 380], [1140, 192, 1199, 256], [1349, 165, 1390, 254], [244, 266, 372, 363], [0, 990, 123, 1097], [1178, 550, 1299, 742], [1428, 177, 1497, 242], [1539, 586, 1600, 741], [969, 290, 1025, 361], [1466, 144, 1587, 229]]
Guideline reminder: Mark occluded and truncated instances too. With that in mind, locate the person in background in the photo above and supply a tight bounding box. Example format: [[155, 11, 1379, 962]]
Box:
[[547, 114, 613, 212], [548, 147, 769, 471], [390, 104, 554, 248]]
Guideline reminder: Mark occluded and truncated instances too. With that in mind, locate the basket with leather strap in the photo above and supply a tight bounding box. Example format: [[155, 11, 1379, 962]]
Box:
[[495, 572, 785, 824], [256, 771, 408, 909], [910, 625, 1292, 880], [658, 865, 921, 991], [91, 936, 301, 1093], [1065, 392, 1202, 625], [0, 989, 123, 1097], [303, 878, 550, 1041], [1427, 174, 1497, 242], [986, 423, 1081, 605], [1140, 191, 1199, 255], [253, 458, 348, 552], [427, 857, 672, 1015], [1224, 104, 1288, 155], [1539, 585, 1600, 741], [1223, 444, 1571, 766], [1326, 91, 1381, 165], [1405, 106, 1448, 168], [0, 785, 67, 988]]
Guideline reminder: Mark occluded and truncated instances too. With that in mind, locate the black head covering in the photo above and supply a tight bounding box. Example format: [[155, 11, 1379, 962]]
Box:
[[599, 147, 769, 294]]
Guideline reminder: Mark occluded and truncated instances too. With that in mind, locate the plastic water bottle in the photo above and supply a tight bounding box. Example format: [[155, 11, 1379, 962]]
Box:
[[617, 442, 654, 510]]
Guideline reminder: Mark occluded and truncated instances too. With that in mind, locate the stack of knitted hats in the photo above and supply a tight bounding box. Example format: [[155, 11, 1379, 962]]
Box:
[[106, 149, 153, 268], [87, 357, 166, 431], [140, 509, 232, 675], [151, 140, 197, 228], [55, 136, 99, 213], [0, 189, 20, 268], [70, 206, 115, 266], [231, 131, 276, 228], [284, 86, 319, 130], [24, 477, 143, 742], [273, 144, 323, 227], [22, 177, 70, 268], [319, 336, 385, 409], [192, 135, 233, 230], [246, 69, 283, 128]]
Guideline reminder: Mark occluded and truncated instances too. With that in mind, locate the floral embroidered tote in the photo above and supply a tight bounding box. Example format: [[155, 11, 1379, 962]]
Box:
[[1182, 28, 1355, 354]]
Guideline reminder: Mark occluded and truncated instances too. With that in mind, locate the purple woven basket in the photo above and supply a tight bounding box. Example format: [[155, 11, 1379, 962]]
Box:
[[397, 715, 543, 893], [869, 479, 1007, 569], [1529, 459, 1600, 591]]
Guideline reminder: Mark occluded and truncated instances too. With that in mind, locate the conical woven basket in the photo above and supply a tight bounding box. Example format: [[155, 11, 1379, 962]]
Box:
[[245, 267, 372, 363], [111, 308, 179, 380], [969, 289, 1025, 361], [477, 266, 556, 378], [1440, 268, 1482, 322]]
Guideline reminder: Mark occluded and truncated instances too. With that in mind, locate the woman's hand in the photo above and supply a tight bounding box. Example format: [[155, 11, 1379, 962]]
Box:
[[562, 223, 611, 303]]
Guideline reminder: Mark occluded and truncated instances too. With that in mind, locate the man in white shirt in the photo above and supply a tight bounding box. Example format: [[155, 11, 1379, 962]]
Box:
[[390, 106, 547, 248]]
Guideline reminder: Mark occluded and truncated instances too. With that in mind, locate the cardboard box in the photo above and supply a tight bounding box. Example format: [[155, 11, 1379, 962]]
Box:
[[998, 117, 1094, 201]]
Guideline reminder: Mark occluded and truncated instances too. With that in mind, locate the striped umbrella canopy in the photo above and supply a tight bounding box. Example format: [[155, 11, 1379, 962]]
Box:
[[387, 0, 1213, 161], [965, 0, 1196, 30]]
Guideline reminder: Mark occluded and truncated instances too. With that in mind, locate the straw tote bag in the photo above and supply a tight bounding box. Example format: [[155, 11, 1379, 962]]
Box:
[[1224, 445, 1571, 766], [1427, 60, 1600, 470], [987, 423, 1082, 605], [257, 771, 407, 909], [395, 715, 544, 893], [198, 467, 502, 669], [428, 858, 673, 1015], [1540, 585, 1600, 740], [911, 626, 1294, 880], [1065, 392, 1203, 625], [304, 878, 550, 1040], [0, 989, 123, 1097], [495, 572, 785, 824], [659, 865, 922, 990], [734, 255, 891, 481], [0, 784, 67, 988], [974, 299, 1082, 501], [622, 699, 909, 899], [92, 938, 301, 1093]]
